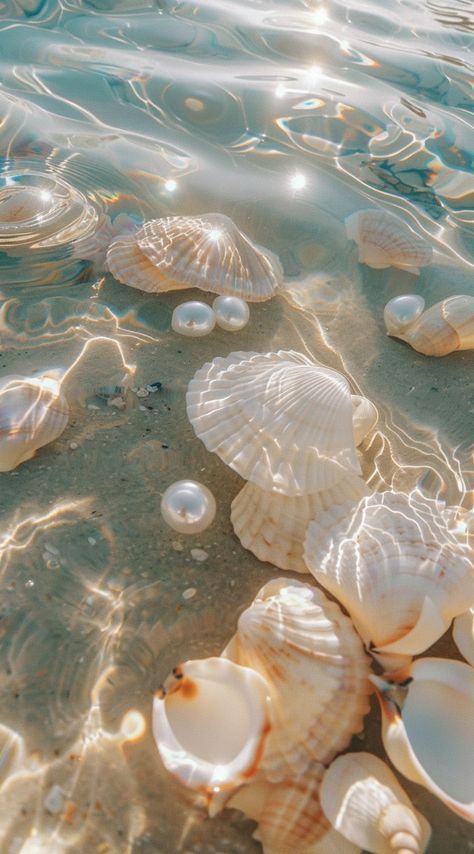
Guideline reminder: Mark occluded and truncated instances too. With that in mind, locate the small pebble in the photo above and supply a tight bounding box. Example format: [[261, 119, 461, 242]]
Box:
[[172, 541, 184, 552], [136, 388, 149, 398], [25, 579, 35, 588], [107, 396, 126, 410], [88, 537, 96, 546], [191, 548, 208, 562], [87, 403, 101, 410], [69, 442, 79, 450], [139, 405, 148, 412], [182, 587, 197, 600], [146, 382, 162, 393], [44, 784, 66, 815]]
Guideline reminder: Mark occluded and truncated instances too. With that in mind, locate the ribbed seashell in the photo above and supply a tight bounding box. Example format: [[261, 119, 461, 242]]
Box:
[[345, 210, 432, 274], [222, 579, 371, 782], [0, 375, 69, 471], [225, 764, 360, 854], [187, 350, 361, 496], [80, 212, 140, 270], [230, 473, 370, 573], [152, 657, 272, 793], [452, 607, 474, 666], [384, 294, 474, 356], [372, 657, 474, 822], [135, 213, 282, 301], [304, 491, 474, 663], [106, 234, 188, 293], [351, 394, 378, 445], [320, 752, 431, 854]]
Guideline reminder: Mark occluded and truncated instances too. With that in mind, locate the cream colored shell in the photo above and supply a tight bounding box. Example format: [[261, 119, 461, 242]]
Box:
[[222, 578, 371, 782], [106, 234, 188, 293], [320, 752, 431, 854], [187, 350, 361, 496], [0, 375, 69, 472], [385, 294, 474, 357], [372, 657, 474, 822], [304, 490, 474, 660], [452, 607, 474, 666], [351, 395, 378, 446], [345, 210, 432, 274], [230, 473, 370, 573]]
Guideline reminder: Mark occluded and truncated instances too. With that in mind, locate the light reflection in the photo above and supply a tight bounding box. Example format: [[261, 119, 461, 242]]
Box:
[[164, 179, 177, 192], [290, 172, 307, 191]]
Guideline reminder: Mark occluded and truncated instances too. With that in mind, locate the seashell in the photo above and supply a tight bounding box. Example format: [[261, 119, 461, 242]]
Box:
[[320, 752, 431, 854], [230, 472, 370, 573], [222, 578, 371, 782], [106, 234, 188, 293], [351, 394, 378, 446], [452, 607, 474, 666], [152, 657, 272, 793], [135, 213, 282, 301], [0, 375, 69, 472], [372, 657, 474, 822], [345, 210, 432, 274], [304, 490, 474, 663], [384, 294, 474, 357], [187, 350, 361, 496]]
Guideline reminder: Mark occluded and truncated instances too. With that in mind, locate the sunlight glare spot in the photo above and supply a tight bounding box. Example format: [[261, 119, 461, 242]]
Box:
[[290, 172, 307, 191], [164, 179, 177, 192]]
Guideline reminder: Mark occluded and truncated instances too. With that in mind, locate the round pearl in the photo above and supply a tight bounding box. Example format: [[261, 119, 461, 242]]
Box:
[[384, 294, 425, 335], [161, 480, 216, 534], [171, 301, 216, 337], [212, 295, 250, 331]]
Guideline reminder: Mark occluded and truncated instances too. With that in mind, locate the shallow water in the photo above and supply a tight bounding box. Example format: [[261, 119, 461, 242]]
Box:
[[0, 0, 473, 851]]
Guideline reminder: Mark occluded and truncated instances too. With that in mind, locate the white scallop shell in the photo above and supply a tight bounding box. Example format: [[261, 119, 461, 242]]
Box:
[[372, 657, 474, 822], [106, 234, 188, 293], [386, 295, 474, 357], [345, 210, 432, 274], [152, 657, 272, 793], [320, 752, 431, 854], [304, 491, 474, 660], [136, 213, 282, 301], [222, 579, 371, 782], [187, 350, 361, 496], [351, 395, 378, 446], [452, 607, 474, 666], [0, 375, 69, 472], [230, 473, 370, 573]]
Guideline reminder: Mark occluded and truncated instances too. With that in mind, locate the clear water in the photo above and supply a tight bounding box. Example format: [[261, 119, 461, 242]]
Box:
[[0, 0, 473, 851]]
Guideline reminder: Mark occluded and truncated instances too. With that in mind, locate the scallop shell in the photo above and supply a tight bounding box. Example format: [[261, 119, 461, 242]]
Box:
[[136, 213, 283, 301], [452, 607, 474, 666], [351, 395, 378, 446], [385, 295, 474, 357], [152, 657, 272, 793], [320, 752, 431, 854], [230, 473, 370, 573], [106, 234, 188, 293], [304, 491, 474, 661], [222, 578, 371, 782], [187, 350, 361, 496], [345, 210, 432, 274], [0, 375, 69, 471], [372, 657, 474, 821]]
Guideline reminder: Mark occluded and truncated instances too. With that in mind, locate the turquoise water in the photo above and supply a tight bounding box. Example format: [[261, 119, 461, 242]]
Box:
[[0, 1, 473, 851]]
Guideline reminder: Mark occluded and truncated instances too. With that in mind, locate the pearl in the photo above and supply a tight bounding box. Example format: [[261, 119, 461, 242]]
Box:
[[171, 301, 216, 337], [384, 294, 425, 335], [161, 480, 216, 534], [212, 295, 250, 331]]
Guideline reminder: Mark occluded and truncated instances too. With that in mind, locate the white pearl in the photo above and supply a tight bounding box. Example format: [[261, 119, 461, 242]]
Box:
[[171, 301, 216, 337], [212, 295, 250, 331], [161, 480, 216, 534], [384, 294, 425, 335]]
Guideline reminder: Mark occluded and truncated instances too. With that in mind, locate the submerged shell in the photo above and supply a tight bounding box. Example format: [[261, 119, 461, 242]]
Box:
[[372, 657, 474, 821], [351, 395, 378, 445], [452, 608, 474, 666], [231, 473, 370, 573], [320, 752, 431, 854], [345, 210, 432, 274], [385, 295, 474, 357], [152, 657, 272, 793], [0, 375, 69, 471], [106, 234, 188, 293], [187, 350, 361, 496], [304, 491, 474, 660], [223, 579, 371, 782], [136, 213, 283, 301]]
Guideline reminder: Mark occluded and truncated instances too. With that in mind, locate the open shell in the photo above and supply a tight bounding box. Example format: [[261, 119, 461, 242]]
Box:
[[187, 350, 361, 496], [452, 607, 474, 666], [372, 657, 474, 822], [345, 210, 432, 274], [320, 752, 431, 854], [222, 578, 371, 782], [106, 234, 188, 293], [230, 473, 370, 573], [152, 657, 272, 793], [304, 490, 474, 663], [384, 294, 474, 357], [0, 375, 69, 471]]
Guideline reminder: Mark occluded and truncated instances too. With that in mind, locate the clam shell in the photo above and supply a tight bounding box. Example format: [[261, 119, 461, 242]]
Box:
[[398, 295, 474, 357], [230, 473, 370, 573], [106, 234, 188, 293], [304, 491, 474, 660], [136, 213, 282, 301], [186, 350, 361, 496], [372, 657, 474, 822], [351, 395, 378, 446], [0, 375, 69, 472], [152, 657, 272, 793], [222, 578, 371, 782], [345, 210, 432, 274], [320, 752, 431, 854], [452, 607, 474, 666]]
